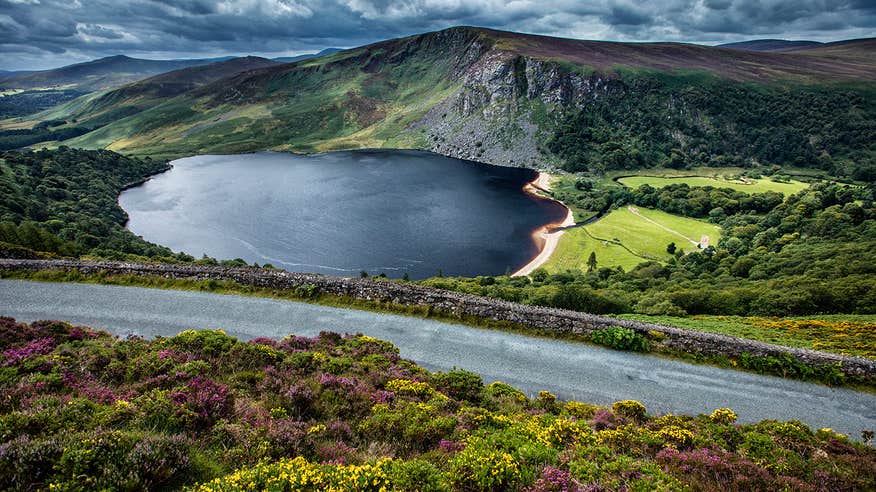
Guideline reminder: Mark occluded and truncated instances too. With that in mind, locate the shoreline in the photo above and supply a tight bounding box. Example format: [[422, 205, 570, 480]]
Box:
[[513, 172, 576, 277]]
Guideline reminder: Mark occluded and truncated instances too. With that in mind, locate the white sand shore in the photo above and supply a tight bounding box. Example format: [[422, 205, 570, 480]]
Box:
[[512, 172, 575, 277]]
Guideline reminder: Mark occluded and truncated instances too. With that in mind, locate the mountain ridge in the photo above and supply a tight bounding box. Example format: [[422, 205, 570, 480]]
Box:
[[0, 54, 243, 91], [718, 39, 823, 52], [12, 26, 876, 178]]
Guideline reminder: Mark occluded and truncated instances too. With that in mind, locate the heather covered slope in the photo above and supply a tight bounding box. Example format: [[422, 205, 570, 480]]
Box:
[[718, 39, 823, 52], [1, 317, 873, 491], [484, 29, 875, 81]]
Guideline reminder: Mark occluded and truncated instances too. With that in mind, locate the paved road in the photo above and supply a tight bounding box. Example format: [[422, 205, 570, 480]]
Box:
[[2, 279, 874, 438]]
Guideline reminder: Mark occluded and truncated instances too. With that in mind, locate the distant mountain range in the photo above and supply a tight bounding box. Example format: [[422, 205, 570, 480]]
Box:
[[718, 39, 824, 52], [0, 55, 238, 91], [0, 49, 343, 91], [272, 48, 344, 63], [4, 27, 875, 178]]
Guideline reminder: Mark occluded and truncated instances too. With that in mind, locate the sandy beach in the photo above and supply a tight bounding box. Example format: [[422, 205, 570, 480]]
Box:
[[512, 172, 576, 277]]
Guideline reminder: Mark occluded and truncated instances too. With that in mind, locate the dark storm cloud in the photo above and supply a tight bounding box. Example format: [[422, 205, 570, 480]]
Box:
[[0, 0, 874, 70], [605, 5, 651, 26]]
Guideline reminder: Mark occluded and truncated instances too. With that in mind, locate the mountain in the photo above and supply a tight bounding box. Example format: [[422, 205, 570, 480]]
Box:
[[718, 39, 823, 52], [0, 55, 235, 91], [0, 57, 285, 152], [792, 38, 876, 65], [18, 27, 876, 178], [273, 48, 344, 63], [32, 56, 282, 129]]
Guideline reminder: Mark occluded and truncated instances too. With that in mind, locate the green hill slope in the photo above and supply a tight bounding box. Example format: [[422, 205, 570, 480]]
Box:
[[0, 55, 234, 91], [15, 27, 876, 178]]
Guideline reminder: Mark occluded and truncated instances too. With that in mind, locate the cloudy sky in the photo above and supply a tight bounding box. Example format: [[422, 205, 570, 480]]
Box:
[[1, 0, 875, 71]]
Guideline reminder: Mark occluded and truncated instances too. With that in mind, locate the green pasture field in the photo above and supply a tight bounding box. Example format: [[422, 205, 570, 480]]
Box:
[[545, 206, 721, 272]]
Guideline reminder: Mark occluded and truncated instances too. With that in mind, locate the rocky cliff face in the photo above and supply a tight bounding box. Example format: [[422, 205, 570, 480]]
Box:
[[411, 40, 621, 169]]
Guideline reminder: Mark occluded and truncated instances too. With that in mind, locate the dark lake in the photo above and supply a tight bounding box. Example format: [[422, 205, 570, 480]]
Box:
[[119, 150, 566, 279]]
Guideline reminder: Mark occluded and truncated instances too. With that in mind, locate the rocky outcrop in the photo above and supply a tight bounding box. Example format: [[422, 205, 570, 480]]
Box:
[[414, 39, 626, 169], [3, 259, 874, 380]]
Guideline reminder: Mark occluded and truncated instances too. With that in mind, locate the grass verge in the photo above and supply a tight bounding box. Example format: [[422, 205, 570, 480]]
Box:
[[617, 313, 876, 359]]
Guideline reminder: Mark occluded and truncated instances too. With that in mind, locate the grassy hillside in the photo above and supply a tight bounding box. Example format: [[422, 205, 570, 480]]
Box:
[[0, 57, 281, 152], [546, 207, 722, 271], [4, 27, 872, 179], [1, 317, 873, 491], [0, 55, 231, 91]]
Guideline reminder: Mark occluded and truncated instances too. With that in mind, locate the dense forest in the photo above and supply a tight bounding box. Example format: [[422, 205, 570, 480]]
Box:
[[0, 147, 185, 260], [0, 89, 86, 119], [0, 122, 97, 152], [425, 182, 876, 317], [548, 77, 876, 181], [1, 317, 873, 491]]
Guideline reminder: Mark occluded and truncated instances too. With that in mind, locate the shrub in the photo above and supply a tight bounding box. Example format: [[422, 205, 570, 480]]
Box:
[[612, 400, 647, 421], [590, 326, 650, 352], [385, 378, 437, 399], [0, 435, 65, 489], [710, 407, 738, 424], [52, 431, 190, 491], [163, 329, 238, 358], [359, 402, 456, 453], [169, 376, 233, 428], [657, 426, 695, 449], [563, 401, 598, 419], [527, 465, 581, 492], [449, 444, 522, 491], [486, 381, 527, 403], [2, 319, 874, 492], [537, 391, 559, 413], [431, 369, 484, 404], [192, 456, 393, 491], [388, 459, 449, 492]]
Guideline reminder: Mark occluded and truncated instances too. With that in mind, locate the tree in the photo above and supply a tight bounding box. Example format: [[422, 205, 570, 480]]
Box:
[[666, 242, 677, 254], [587, 251, 598, 273]]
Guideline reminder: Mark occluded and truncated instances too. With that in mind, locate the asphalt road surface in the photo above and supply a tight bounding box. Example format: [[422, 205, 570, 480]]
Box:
[[2, 279, 874, 438]]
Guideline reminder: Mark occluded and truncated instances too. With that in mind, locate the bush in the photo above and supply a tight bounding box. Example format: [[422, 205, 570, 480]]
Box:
[[0, 435, 64, 489], [590, 326, 650, 352], [449, 443, 522, 491], [52, 431, 190, 490], [710, 408, 738, 424], [359, 402, 457, 453], [431, 369, 484, 404], [612, 400, 647, 421]]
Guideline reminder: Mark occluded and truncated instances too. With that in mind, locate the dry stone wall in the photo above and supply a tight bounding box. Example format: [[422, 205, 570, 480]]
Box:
[[2, 259, 874, 379]]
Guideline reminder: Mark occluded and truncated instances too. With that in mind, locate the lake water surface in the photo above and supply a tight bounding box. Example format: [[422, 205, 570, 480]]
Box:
[[120, 150, 566, 279]]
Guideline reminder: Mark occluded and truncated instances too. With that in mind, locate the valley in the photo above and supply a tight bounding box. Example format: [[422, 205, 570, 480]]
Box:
[[1, 18, 875, 491], [118, 150, 565, 279]]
